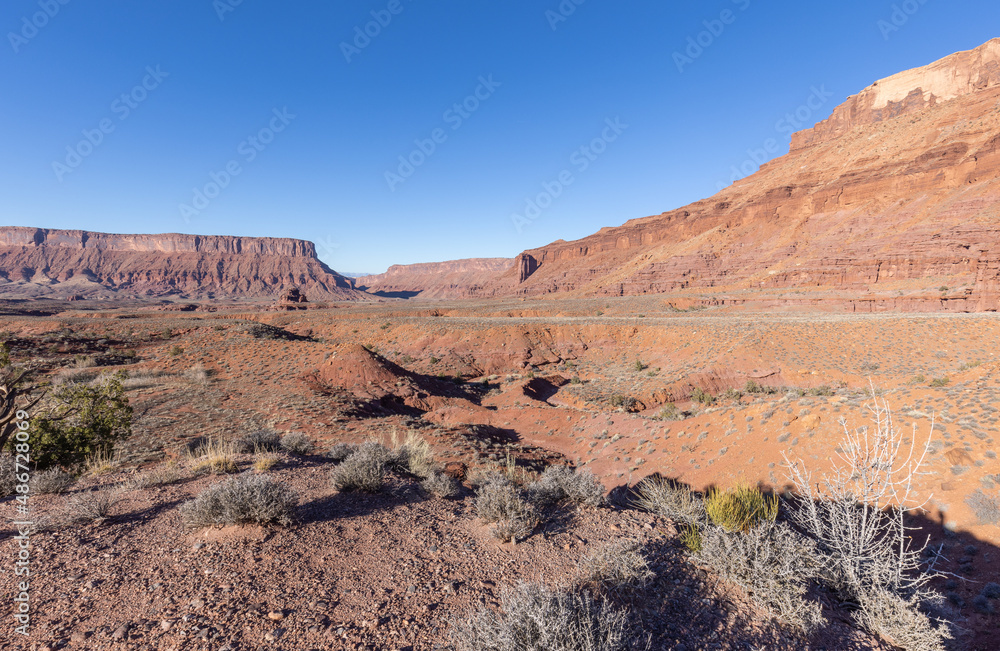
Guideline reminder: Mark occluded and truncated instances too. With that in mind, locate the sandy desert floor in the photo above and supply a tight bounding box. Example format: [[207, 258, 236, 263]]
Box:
[[3, 297, 1000, 649]]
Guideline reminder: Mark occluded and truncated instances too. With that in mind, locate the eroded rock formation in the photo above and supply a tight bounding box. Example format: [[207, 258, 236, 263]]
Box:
[[0, 227, 365, 301]]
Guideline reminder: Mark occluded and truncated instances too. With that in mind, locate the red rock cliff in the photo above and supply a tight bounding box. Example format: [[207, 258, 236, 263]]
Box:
[[464, 38, 1000, 310], [0, 227, 366, 301]]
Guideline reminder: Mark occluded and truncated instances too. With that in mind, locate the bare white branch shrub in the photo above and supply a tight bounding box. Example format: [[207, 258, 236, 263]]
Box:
[[783, 387, 950, 645]]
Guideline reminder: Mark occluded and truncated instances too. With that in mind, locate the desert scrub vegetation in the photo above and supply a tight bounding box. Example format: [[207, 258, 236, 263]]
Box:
[[29, 467, 75, 494], [19, 370, 132, 469], [180, 474, 297, 528], [525, 464, 606, 508], [236, 429, 281, 453], [331, 441, 389, 492], [631, 475, 704, 525], [187, 438, 239, 475], [692, 516, 825, 633], [0, 454, 16, 496], [66, 489, 119, 524], [84, 447, 121, 476], [182, 363, 210, 384], [475, 473, 539, 542], [690, 387, 714, 405], [389, 430, 437, 478], [576, 539, 653, 591], [279, 431, 312, 455], [253, 452, 280, 473], [783, 391, 952, 648], [608, 394, 639, 413], [704, 484, 778, 533], [421, 470, 459, 498], [449, 582, 632, 651], [327, 442, 358, 462]]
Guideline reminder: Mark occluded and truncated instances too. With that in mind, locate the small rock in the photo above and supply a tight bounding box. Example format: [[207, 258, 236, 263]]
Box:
[[112, 625, 129, 640], [70, 631, 88, 644], [267, 610, 285, 621], [189, 598, 205, 609], [160, 619, 173, 631], [265, 628, 285, 641]]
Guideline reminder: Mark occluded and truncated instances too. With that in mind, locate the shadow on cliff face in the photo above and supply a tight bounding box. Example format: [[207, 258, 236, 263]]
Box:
[[605, 474, 1000, 650]]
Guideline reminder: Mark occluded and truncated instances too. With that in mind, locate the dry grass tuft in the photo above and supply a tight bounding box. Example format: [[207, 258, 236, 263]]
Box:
[[84, 447, 121, 477], [187, 439, 240, 475], [66, 490, 119, 524], [253, 452, 280, 473]]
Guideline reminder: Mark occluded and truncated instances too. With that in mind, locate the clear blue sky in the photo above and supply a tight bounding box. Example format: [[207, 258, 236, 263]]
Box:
[[2, 1, 997, 274]]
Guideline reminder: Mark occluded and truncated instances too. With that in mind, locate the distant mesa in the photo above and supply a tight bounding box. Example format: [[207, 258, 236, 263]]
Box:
[[355, 258, 514, 300], [0, 227, 367, 302]]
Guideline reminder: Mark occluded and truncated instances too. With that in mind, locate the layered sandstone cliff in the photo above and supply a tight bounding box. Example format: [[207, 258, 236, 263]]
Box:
[[0, 227, 365, 301], [455, 38, 1000, 310], [356, 258, 513, 299]]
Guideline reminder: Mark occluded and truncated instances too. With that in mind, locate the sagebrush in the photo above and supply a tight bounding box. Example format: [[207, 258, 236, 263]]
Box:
[[180, 474, 297, 527], [449, 582, 631, 651]]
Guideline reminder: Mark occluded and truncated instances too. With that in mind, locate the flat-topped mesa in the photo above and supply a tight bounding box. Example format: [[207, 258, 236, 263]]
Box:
[[793, 38, 1000, 150], [356, 258, 514, 299], [0, 226, 365, 301], [0, 227, 317, 258]]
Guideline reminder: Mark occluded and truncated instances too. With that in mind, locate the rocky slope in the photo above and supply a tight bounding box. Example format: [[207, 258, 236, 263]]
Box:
[[470, 38, 1000, 309], [0, 227, 365, 301], [355, 258, 513, 299], [373, 39, 1000, 309]]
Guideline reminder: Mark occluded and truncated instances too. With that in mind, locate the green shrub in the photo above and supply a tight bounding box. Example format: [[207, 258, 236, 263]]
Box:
[[690, 387, 714, 405], [930, 377, 950, 387], [24, 371, 132, 469], [705, 484, 778, 533]]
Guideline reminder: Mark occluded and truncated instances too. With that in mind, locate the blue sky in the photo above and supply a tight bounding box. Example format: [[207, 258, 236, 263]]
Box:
[[1, 1, 997, 274]]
